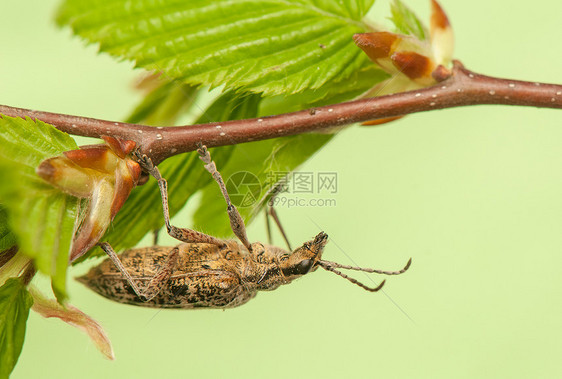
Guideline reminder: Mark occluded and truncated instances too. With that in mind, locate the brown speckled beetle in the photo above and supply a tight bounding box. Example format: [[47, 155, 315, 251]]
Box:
[[78, 145, 411, 309]]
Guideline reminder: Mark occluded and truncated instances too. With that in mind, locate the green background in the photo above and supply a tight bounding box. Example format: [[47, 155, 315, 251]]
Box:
[[2, 0, 561, 377]]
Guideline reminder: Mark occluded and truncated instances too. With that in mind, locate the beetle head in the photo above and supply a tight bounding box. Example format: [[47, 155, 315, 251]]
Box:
[[279, 232, 328, 278], [257, 231, 411, 293], [278, 232, 412, 293]]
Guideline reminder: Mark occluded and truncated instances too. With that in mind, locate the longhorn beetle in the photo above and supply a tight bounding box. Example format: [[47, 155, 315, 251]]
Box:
[[78, 145, 411, 308]]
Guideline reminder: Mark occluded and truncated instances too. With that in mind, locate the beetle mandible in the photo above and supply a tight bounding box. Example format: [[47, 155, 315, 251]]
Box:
[[78, 145, 411, 308]]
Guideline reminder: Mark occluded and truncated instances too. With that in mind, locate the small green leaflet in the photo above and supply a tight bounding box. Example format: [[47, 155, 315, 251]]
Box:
[[56, 0, 375, 96], [389, 0, 428, 40], [0, 115, 80, 300], [0, 278, 33, 379]]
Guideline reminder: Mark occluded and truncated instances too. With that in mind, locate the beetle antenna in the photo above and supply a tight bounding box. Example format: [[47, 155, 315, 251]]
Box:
[[318, 262, 386, 292], [319, 258, 412, 276]]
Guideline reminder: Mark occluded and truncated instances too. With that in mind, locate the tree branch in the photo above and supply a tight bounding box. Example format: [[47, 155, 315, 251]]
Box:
[[1, 61, 560, 164]]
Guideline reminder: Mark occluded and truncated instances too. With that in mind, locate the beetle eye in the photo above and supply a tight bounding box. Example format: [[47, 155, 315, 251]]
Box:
[[284, 258, 313, 276], [296, 259, 313, 274]]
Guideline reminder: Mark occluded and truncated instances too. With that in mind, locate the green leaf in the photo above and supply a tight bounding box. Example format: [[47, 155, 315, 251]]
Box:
[[126, 79, 199, 126], [95, 91, 261, 255], [0, 278, 33, 379], [0, 115, 81, 299], [0, 116, 78, 168], [196, 90, 262, 126], [0, 207, 16, 252], [261, 63, 389, 115], [57, 0, 375, 96], [389, 0, 428, 40]]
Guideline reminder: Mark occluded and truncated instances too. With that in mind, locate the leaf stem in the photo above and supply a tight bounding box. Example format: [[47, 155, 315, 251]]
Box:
[[0, 61, 560, 164]]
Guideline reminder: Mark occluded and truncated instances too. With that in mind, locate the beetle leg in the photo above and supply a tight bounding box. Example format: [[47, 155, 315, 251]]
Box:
[[135, 152, 225, 246], [264, 210, 272, 245], [267, 205, 292, 251], [98, 242, 179, 302], [153, 227, 161, 245], [140, 246, 180, 301], [196, 144, 253, 252]]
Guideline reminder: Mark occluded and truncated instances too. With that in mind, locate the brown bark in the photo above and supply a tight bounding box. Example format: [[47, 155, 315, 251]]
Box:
[[1, 61, 560, 165]]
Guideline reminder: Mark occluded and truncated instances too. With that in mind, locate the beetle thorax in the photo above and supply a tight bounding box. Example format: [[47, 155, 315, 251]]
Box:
[[234, 244, 288, 291]]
